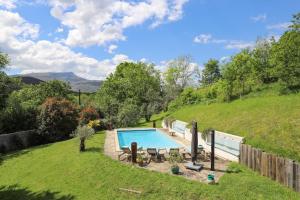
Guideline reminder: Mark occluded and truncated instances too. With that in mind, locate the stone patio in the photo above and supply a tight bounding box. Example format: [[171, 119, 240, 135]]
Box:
[[104, 129, 229, 183]]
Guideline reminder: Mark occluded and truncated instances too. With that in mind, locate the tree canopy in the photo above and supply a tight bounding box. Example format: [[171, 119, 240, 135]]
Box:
[[97, 62, 162, 127]]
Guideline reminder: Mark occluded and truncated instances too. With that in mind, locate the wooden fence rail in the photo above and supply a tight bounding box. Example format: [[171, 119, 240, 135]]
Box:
[[240, 144, 300, 193]]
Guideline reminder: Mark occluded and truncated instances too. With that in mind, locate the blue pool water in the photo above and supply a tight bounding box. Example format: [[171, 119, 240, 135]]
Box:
[[117, 129, 182, 149]]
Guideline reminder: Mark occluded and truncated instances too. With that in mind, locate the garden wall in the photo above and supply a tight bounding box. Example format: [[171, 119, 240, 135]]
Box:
[[161, 119, 244, 162], [0, 130, 44, 154]]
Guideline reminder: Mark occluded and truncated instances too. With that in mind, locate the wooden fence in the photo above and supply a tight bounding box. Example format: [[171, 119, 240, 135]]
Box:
[[240, 144, 300, 193]]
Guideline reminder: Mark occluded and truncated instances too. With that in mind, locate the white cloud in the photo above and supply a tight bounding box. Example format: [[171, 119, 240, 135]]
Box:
[[194, 34, 226, 44], [219, 56, 230, 63], [267, 22, 291, 30], [0, 0, 16, 10], [225, 41, 254, 50], [194, 33, 253, 50], [251, 14, 267, 22], [194, 34, 212, 44], [107, 44, 118, 54], [47, 0, 189, 47], [55, 27, 63, 33], [0, 10, 131, 80]]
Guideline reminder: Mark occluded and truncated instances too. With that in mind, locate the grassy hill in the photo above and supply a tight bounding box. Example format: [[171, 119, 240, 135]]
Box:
[[0, 132, 299, 200], [141, 89, 300, 162]]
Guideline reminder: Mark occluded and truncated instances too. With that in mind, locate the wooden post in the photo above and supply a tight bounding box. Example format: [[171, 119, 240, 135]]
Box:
[[131, 142, 137, 163], [78, 89, 81, 106], [211, 130, 215, 171], [191, 121, 198, 164], [153, 121, 156, 128]]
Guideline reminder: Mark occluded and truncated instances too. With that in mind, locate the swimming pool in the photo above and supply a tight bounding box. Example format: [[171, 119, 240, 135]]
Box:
[[117, 129, 183, 149]]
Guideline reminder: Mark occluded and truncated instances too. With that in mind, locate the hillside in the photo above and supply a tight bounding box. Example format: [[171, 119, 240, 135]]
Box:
[[17, 72, 102, 93], [0, 132, 298, 200], [144, 92, 300, 161]]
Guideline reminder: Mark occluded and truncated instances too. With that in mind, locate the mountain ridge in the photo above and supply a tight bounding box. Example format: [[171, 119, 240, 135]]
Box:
[[15, 72, 102, 93]]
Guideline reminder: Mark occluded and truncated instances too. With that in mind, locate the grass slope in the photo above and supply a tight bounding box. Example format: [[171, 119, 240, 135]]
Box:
[[0, 132, 299, 200], [142, 92, 300, 161]]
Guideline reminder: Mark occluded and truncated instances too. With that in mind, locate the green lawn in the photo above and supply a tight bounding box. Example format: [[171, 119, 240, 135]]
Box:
[[0, 132, 299, 200], [141, 93, 300, 162]]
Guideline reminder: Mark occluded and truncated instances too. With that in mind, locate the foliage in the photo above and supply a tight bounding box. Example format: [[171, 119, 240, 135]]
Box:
[[74, 125, 95, 140], [0, 72, 21, 110], [270, 29, 300, 91], [0, 52, 9, 70], [117, 99, 141, 127], [201, 59, 221, 86], [163, 55, 199, 106], [8, 80, 72, 109], [79, 106, 99, 125], [87, 119, 101, 130], [0, 94, 38, 134], [168, 151, 183, 164], [97, 62, 162, 127], [38, 97, 79, 142]]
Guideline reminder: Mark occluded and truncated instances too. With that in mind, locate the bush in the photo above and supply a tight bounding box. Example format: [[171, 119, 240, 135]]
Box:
[[79, 106, 99, 125], [38, 97, 79, 142], [0, 95, 38, 134]]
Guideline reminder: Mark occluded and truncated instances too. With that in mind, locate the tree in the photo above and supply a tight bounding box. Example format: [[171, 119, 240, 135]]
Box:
[[97, 62, 162, 127], [270, 14, 300, 91], [38, 97, 79, 142], [222, 50, 255, 98], [9, 80, 71, 108], [0, 52, 9, 70], [74, 125, 95, 152], [251, 38, 276, 83], [79, 106, 99, 125], [201, 59, 221, 86], [163, 56, 198, 105]]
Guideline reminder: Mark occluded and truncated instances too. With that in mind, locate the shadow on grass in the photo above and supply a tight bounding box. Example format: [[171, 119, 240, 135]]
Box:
[[85, 147, 102, 153], [0, 185, 74, 200]]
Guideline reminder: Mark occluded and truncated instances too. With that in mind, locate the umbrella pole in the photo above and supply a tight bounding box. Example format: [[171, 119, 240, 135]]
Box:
[[211, 130, 215, 171]]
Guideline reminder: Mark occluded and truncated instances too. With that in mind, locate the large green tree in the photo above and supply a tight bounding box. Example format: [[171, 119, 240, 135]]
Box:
[[270, 13, 300, 91], [163, 56, 198, 108], [222, 49, 256, 98], [97, 62, 162, 127], [201, 59, 221, 86], [251, 38, 276, 83]]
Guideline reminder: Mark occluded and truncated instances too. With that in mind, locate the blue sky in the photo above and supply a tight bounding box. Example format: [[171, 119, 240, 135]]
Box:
[[0, 0, 299, 80]]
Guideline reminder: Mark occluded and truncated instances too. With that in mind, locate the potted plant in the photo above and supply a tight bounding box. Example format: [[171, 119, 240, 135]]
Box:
[[136, 153, 144, 167], [168, 152, 183, 174], [171, 164, 180, 174]]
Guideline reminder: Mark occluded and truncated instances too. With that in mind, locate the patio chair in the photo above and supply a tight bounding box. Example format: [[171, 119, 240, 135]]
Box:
[[118, 147, 132, 161], [158, 148, 167, 161], [147, 148, 158, 163], [169, 148, 180, 156]]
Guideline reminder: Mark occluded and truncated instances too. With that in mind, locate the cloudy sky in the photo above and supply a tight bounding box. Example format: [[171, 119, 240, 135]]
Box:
[[0, 0, 299, 80]]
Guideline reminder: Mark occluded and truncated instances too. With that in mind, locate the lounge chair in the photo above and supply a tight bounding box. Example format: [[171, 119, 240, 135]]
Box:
[[147, 148, 158, 163], [158, 148, 167, 161], [169, 148, 180, 156], [118, 147, 132, 161]]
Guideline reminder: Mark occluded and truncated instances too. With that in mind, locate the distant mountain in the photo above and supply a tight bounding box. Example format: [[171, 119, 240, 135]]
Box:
[[17, 72, 102, 93], [19, 76, 45, 85]]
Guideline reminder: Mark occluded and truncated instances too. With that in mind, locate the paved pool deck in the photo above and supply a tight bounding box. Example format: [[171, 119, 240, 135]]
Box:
[[104, 129, 229, 183]]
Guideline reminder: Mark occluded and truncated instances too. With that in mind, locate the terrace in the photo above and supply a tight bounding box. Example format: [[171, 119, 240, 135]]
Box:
[[104, 128, 229, 183]]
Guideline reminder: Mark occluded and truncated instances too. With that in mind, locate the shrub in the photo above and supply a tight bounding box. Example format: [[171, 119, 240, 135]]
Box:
[[0, 95, 38, 134], [79, 106, 99, 125], [73, 125, 95, 152], [87, 119, 102, 131], [38, 97, 79, 142]]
